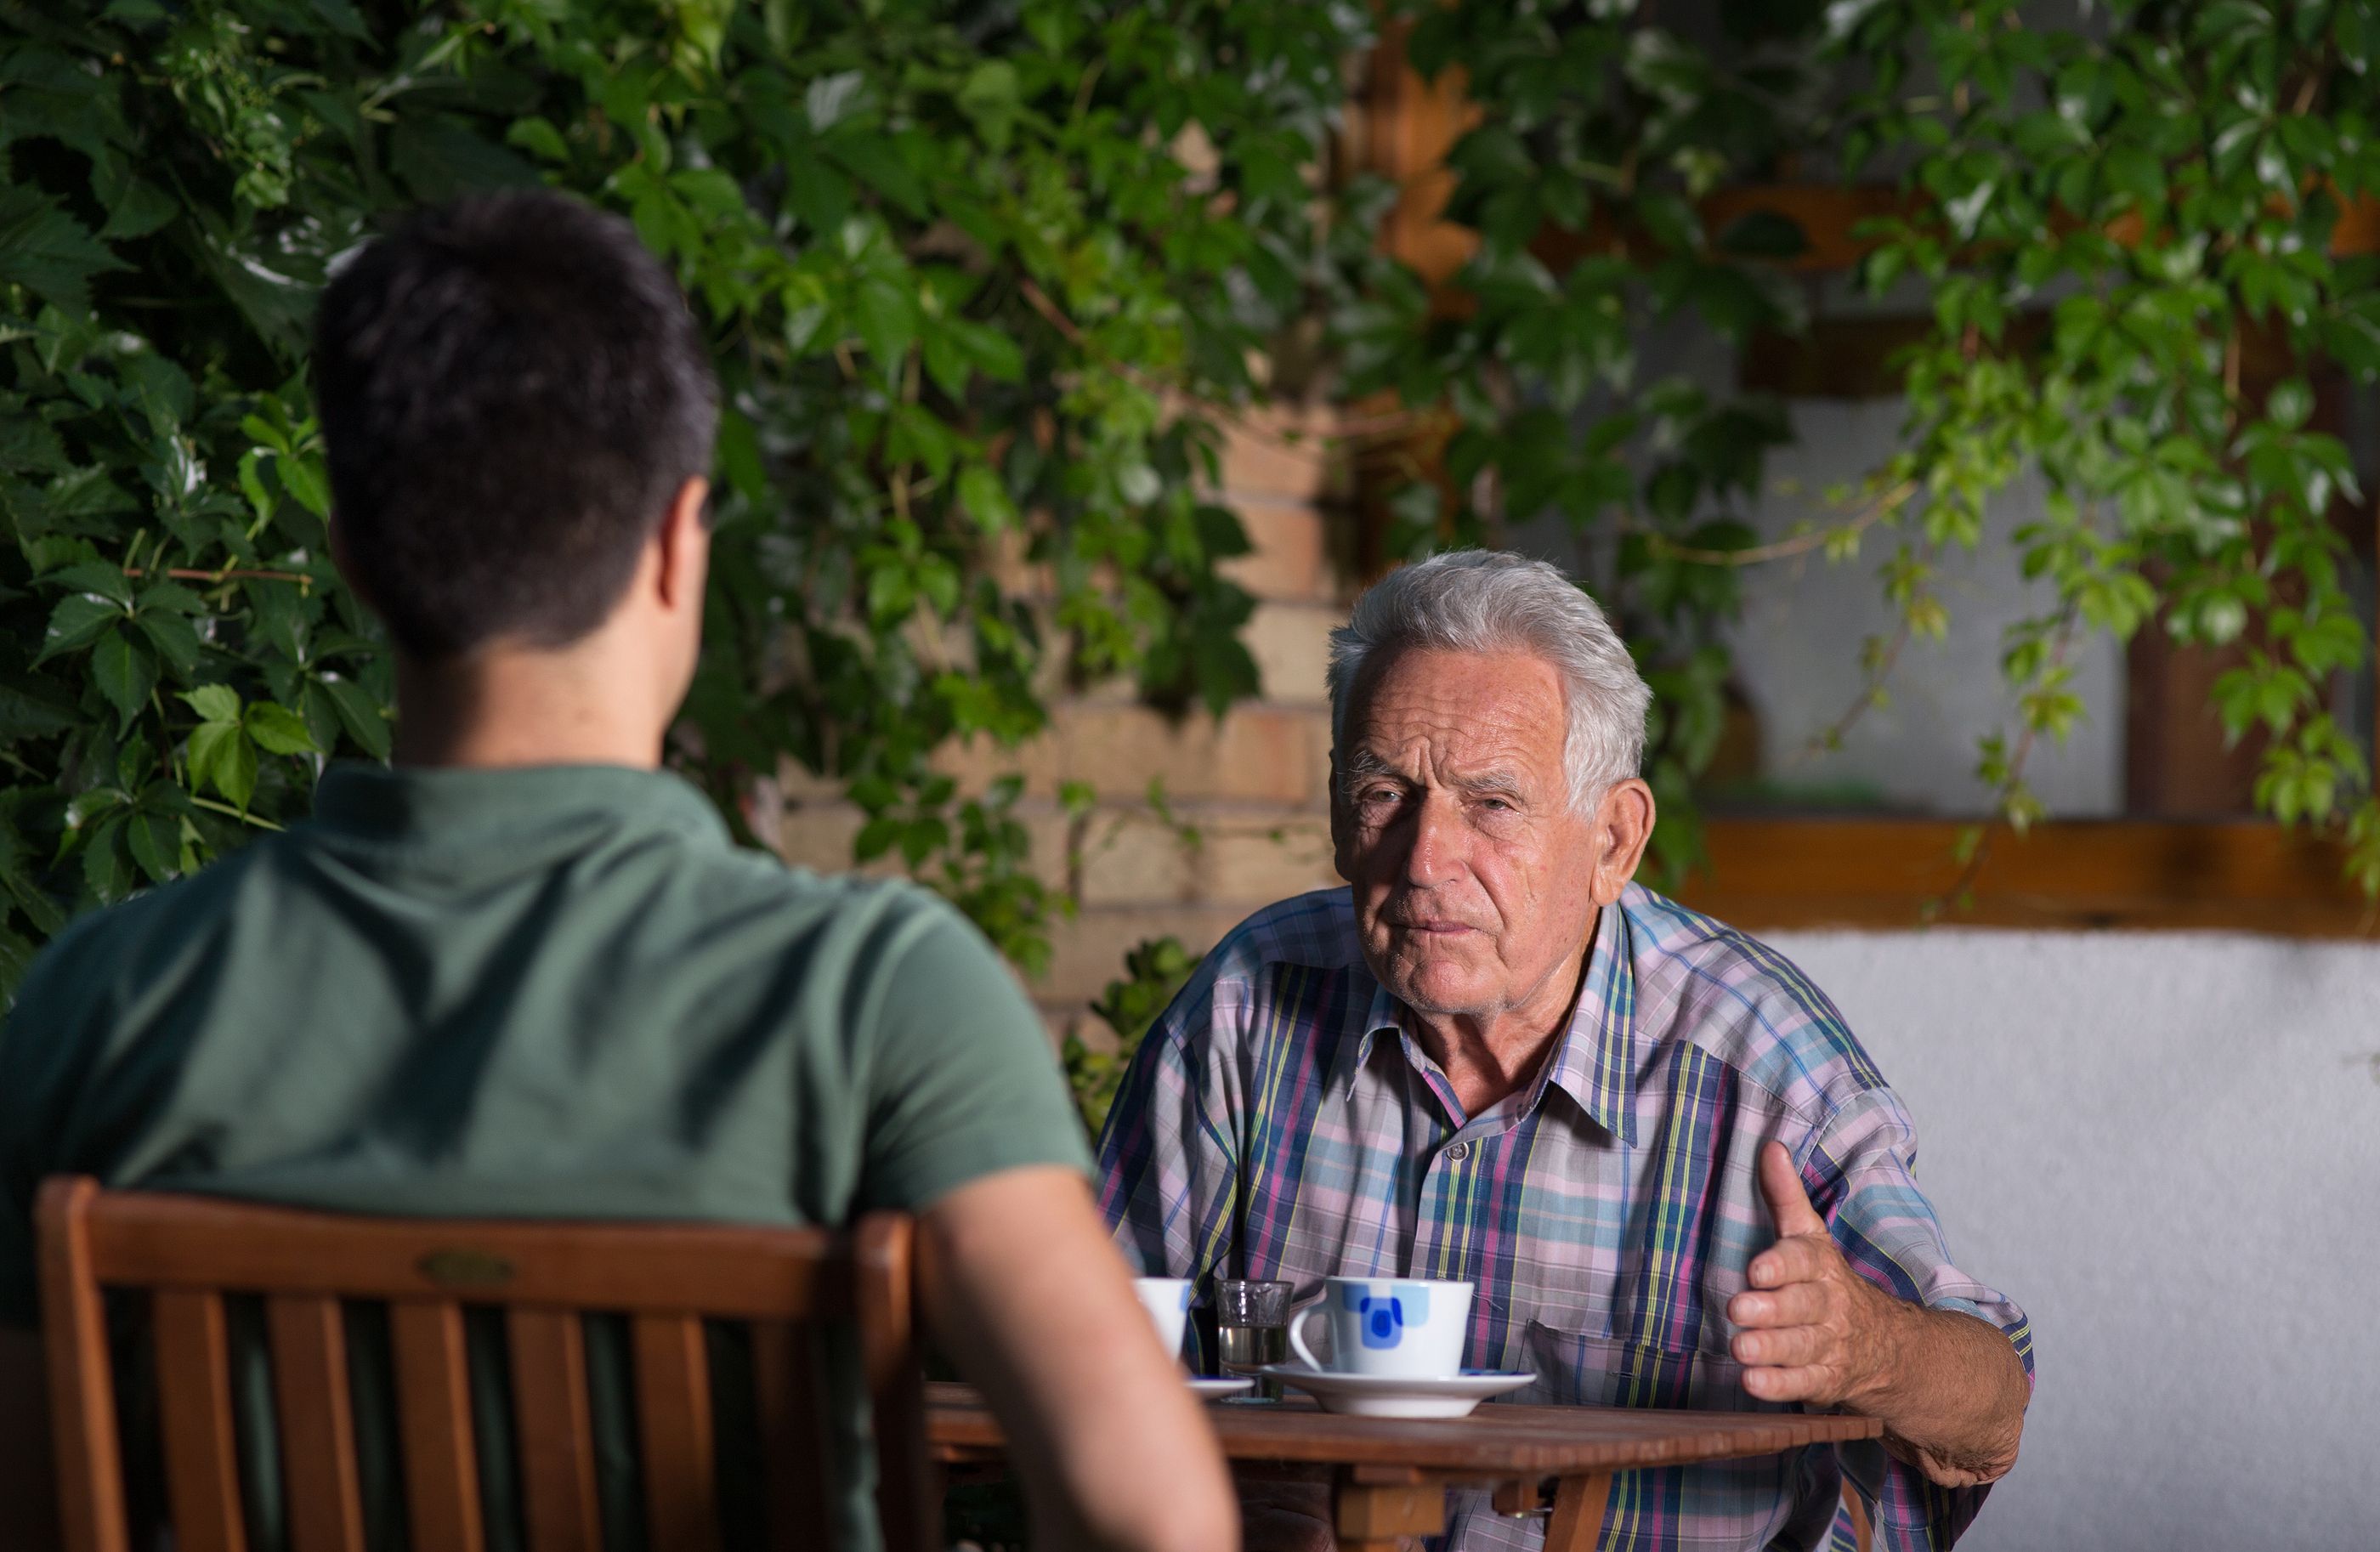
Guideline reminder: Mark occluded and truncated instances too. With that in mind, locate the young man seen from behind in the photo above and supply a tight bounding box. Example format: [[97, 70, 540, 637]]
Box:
[[0, 190, 1233, 1552]]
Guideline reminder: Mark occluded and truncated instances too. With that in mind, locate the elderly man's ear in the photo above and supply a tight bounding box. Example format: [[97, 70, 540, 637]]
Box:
[[1587, 777, 1657, 907], [1328, 752, 1350, 880]]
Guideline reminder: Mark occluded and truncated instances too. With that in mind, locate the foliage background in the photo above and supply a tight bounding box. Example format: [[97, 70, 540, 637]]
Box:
[[1362, 0, 2380, 898], [3, 0, 2377, 1050], [0, 0, 1373, 1007]]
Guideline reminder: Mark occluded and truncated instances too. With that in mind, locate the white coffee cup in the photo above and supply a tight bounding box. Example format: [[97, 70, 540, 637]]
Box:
[[1289, 1277, 1473, 1379], [1131, 1276, 1193, 1360]]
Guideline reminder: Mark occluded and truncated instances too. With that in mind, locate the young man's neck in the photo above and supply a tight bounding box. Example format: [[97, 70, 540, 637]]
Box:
[[391, 645, 668, 770]]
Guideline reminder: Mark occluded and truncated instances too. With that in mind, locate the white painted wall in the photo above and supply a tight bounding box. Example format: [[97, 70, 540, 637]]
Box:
[[1765, 926, 2380, 1552], [1723, 399, 2128, 818], [1507, 311, 2136, 821]]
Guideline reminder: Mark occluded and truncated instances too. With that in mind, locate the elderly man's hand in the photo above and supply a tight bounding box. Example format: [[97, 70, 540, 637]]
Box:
[[1725, 1141, 1909, 1411]]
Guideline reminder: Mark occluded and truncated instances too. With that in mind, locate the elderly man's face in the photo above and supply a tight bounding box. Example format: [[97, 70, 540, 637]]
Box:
[[1333, 646, 1610, 1025]]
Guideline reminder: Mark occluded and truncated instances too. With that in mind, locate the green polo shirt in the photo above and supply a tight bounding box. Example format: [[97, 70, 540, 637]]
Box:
[[0, 762, 1090, 1549]]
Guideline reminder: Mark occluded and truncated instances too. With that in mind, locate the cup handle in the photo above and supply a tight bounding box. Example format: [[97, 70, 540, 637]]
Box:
[[1288, 1300, 1328, 1371]]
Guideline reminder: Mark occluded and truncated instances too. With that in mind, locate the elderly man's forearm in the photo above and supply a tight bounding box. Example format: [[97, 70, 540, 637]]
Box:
[[1859, 1302, 2030, 1487]]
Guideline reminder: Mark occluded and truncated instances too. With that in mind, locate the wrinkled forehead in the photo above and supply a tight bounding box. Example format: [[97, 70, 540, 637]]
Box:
[[1341, 646, 1569, 784]]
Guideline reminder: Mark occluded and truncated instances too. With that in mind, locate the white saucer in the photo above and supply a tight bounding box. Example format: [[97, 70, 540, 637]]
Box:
[[1259, 1365, 1533, 1419], [1187, 1375, 1256, 1400]]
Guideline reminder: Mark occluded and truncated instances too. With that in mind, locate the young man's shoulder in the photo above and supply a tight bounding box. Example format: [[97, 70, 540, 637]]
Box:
[[9, 839, 277, 1030], [660, 836, 980, 966], [8, 817, 971, 1045]]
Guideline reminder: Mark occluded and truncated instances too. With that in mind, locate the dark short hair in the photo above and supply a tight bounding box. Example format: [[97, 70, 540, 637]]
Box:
[[313, 190, 718, 658]]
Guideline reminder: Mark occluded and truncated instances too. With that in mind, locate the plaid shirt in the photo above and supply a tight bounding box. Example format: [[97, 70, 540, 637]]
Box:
[[1096, 883, 2033, 1552]]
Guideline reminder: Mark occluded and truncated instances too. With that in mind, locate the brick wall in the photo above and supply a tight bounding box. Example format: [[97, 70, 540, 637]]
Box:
[[768, 406, 1357, 1042]]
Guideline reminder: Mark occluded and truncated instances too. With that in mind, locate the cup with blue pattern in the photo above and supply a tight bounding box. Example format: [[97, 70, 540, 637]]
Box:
[[1288, 1277, 1474, 1379]]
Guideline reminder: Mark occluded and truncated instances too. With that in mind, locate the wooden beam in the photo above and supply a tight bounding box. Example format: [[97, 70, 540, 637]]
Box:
[[1739, 315, 1953, 399], [1677, 818, 2376, 936], [1531, 182, 2380, 279]]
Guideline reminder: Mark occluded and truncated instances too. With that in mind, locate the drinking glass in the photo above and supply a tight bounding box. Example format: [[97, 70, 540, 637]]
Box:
[[1214, 1278, 1294, 1399]]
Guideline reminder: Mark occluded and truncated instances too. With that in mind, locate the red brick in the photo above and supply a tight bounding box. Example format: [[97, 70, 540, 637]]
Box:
[[1038, 905, 1245, 1004], [1202, 815, 1342, 905], [1244, 603, 1344, 706], [1218, 501, 1339, 603], [1075, 809, 1202, 906], [1216, 406, 1346, 503]]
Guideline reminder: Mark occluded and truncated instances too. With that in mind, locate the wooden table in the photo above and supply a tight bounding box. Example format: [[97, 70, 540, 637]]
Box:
[[926, 1382, 1883, 1550]]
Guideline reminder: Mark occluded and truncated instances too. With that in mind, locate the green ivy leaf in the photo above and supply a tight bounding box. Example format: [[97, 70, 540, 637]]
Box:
[[179, 683, 241, 724], [956, 61, 1021, 150], [950, 320, 1024, 382], [126, 810, 179, 886], [42, 560, 135, 608], [957, 464, 1018, 535], [98, 178, 178, 241], [853, 275, 920, 366], [187, 720, 257, 810], [81, 814, 133, 903], [0, 185, 130, 314], [320, 676, 392, 762], [826, 133, 929, 218], [36, 594, 126, 664], [506, 116, 570, 164], [91, 629, 156, 732], [135, 611, 205, 678], [244, 701, 319, 756], [277, 454, 332, 518], [2265, 377, 2312, 430], [804, 71, 869, 133]]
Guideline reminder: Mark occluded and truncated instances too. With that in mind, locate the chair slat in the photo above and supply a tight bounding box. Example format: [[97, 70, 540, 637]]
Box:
[[80, 1198, 846, 1320], [36, 1178, 133, 1552], [389, 1300, 484, 1552], [632, 1314, 721, 1552], [854, 1215, 938, 1552], [154, 1290, 249, 1552], [751, 1322, 833, 1552], [507, 1308, 603, 1552], [42, 1180, 931, 1552], [264, 1294, 367, 1552]]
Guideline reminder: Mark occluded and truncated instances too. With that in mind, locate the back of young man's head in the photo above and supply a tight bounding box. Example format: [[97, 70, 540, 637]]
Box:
[[314, 190, 718, 660]]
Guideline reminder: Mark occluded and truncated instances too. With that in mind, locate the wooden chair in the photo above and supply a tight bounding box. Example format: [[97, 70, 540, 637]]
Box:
[[37, 1175, 938, 1552]]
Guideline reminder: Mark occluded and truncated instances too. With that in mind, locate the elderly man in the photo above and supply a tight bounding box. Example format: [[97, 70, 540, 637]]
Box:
[[1096, 550, 2032, 1549]]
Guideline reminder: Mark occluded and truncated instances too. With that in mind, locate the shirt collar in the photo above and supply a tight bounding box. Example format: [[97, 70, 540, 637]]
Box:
[[1344, 903, 1639, 1146], [1540, 904, 1638, 1145], [310, 761, 730, 852]]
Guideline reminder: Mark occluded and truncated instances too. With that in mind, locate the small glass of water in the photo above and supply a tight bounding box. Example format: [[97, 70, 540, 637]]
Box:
[[1214, 1278, 1294, 1399]]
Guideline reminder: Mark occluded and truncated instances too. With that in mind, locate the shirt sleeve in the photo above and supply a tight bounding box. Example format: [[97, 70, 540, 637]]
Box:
[[1801, 1086, 2036, 1551], [855, 898, 1091, 1213], [1091, 957, 1245, 1294]]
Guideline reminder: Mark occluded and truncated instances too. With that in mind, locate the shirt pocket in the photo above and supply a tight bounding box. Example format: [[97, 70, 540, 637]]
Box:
[[1516, 1319, 1788, 1415], [1514, 1321, 1809, 1549]]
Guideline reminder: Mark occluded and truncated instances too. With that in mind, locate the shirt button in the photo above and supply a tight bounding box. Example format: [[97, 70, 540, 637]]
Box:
[[1444, 1141, 1470, 1162]]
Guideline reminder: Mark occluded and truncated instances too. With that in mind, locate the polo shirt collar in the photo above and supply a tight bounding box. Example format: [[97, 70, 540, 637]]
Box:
[[311, 761, 730, 850], [1344, 903, 1639, 1146]]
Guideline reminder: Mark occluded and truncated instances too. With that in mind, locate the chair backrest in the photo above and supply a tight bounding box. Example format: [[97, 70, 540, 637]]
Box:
[[37, 1176, 938, 1552]]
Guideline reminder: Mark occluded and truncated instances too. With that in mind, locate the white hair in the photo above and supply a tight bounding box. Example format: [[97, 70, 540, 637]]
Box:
[[1325, 550, 1651, 810]]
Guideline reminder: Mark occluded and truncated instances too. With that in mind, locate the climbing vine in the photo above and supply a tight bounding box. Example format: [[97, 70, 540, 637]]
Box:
[[4, 0, 2376, 1024], [0, 0, 1370, 998], [1359, 0, 2380, 897]]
